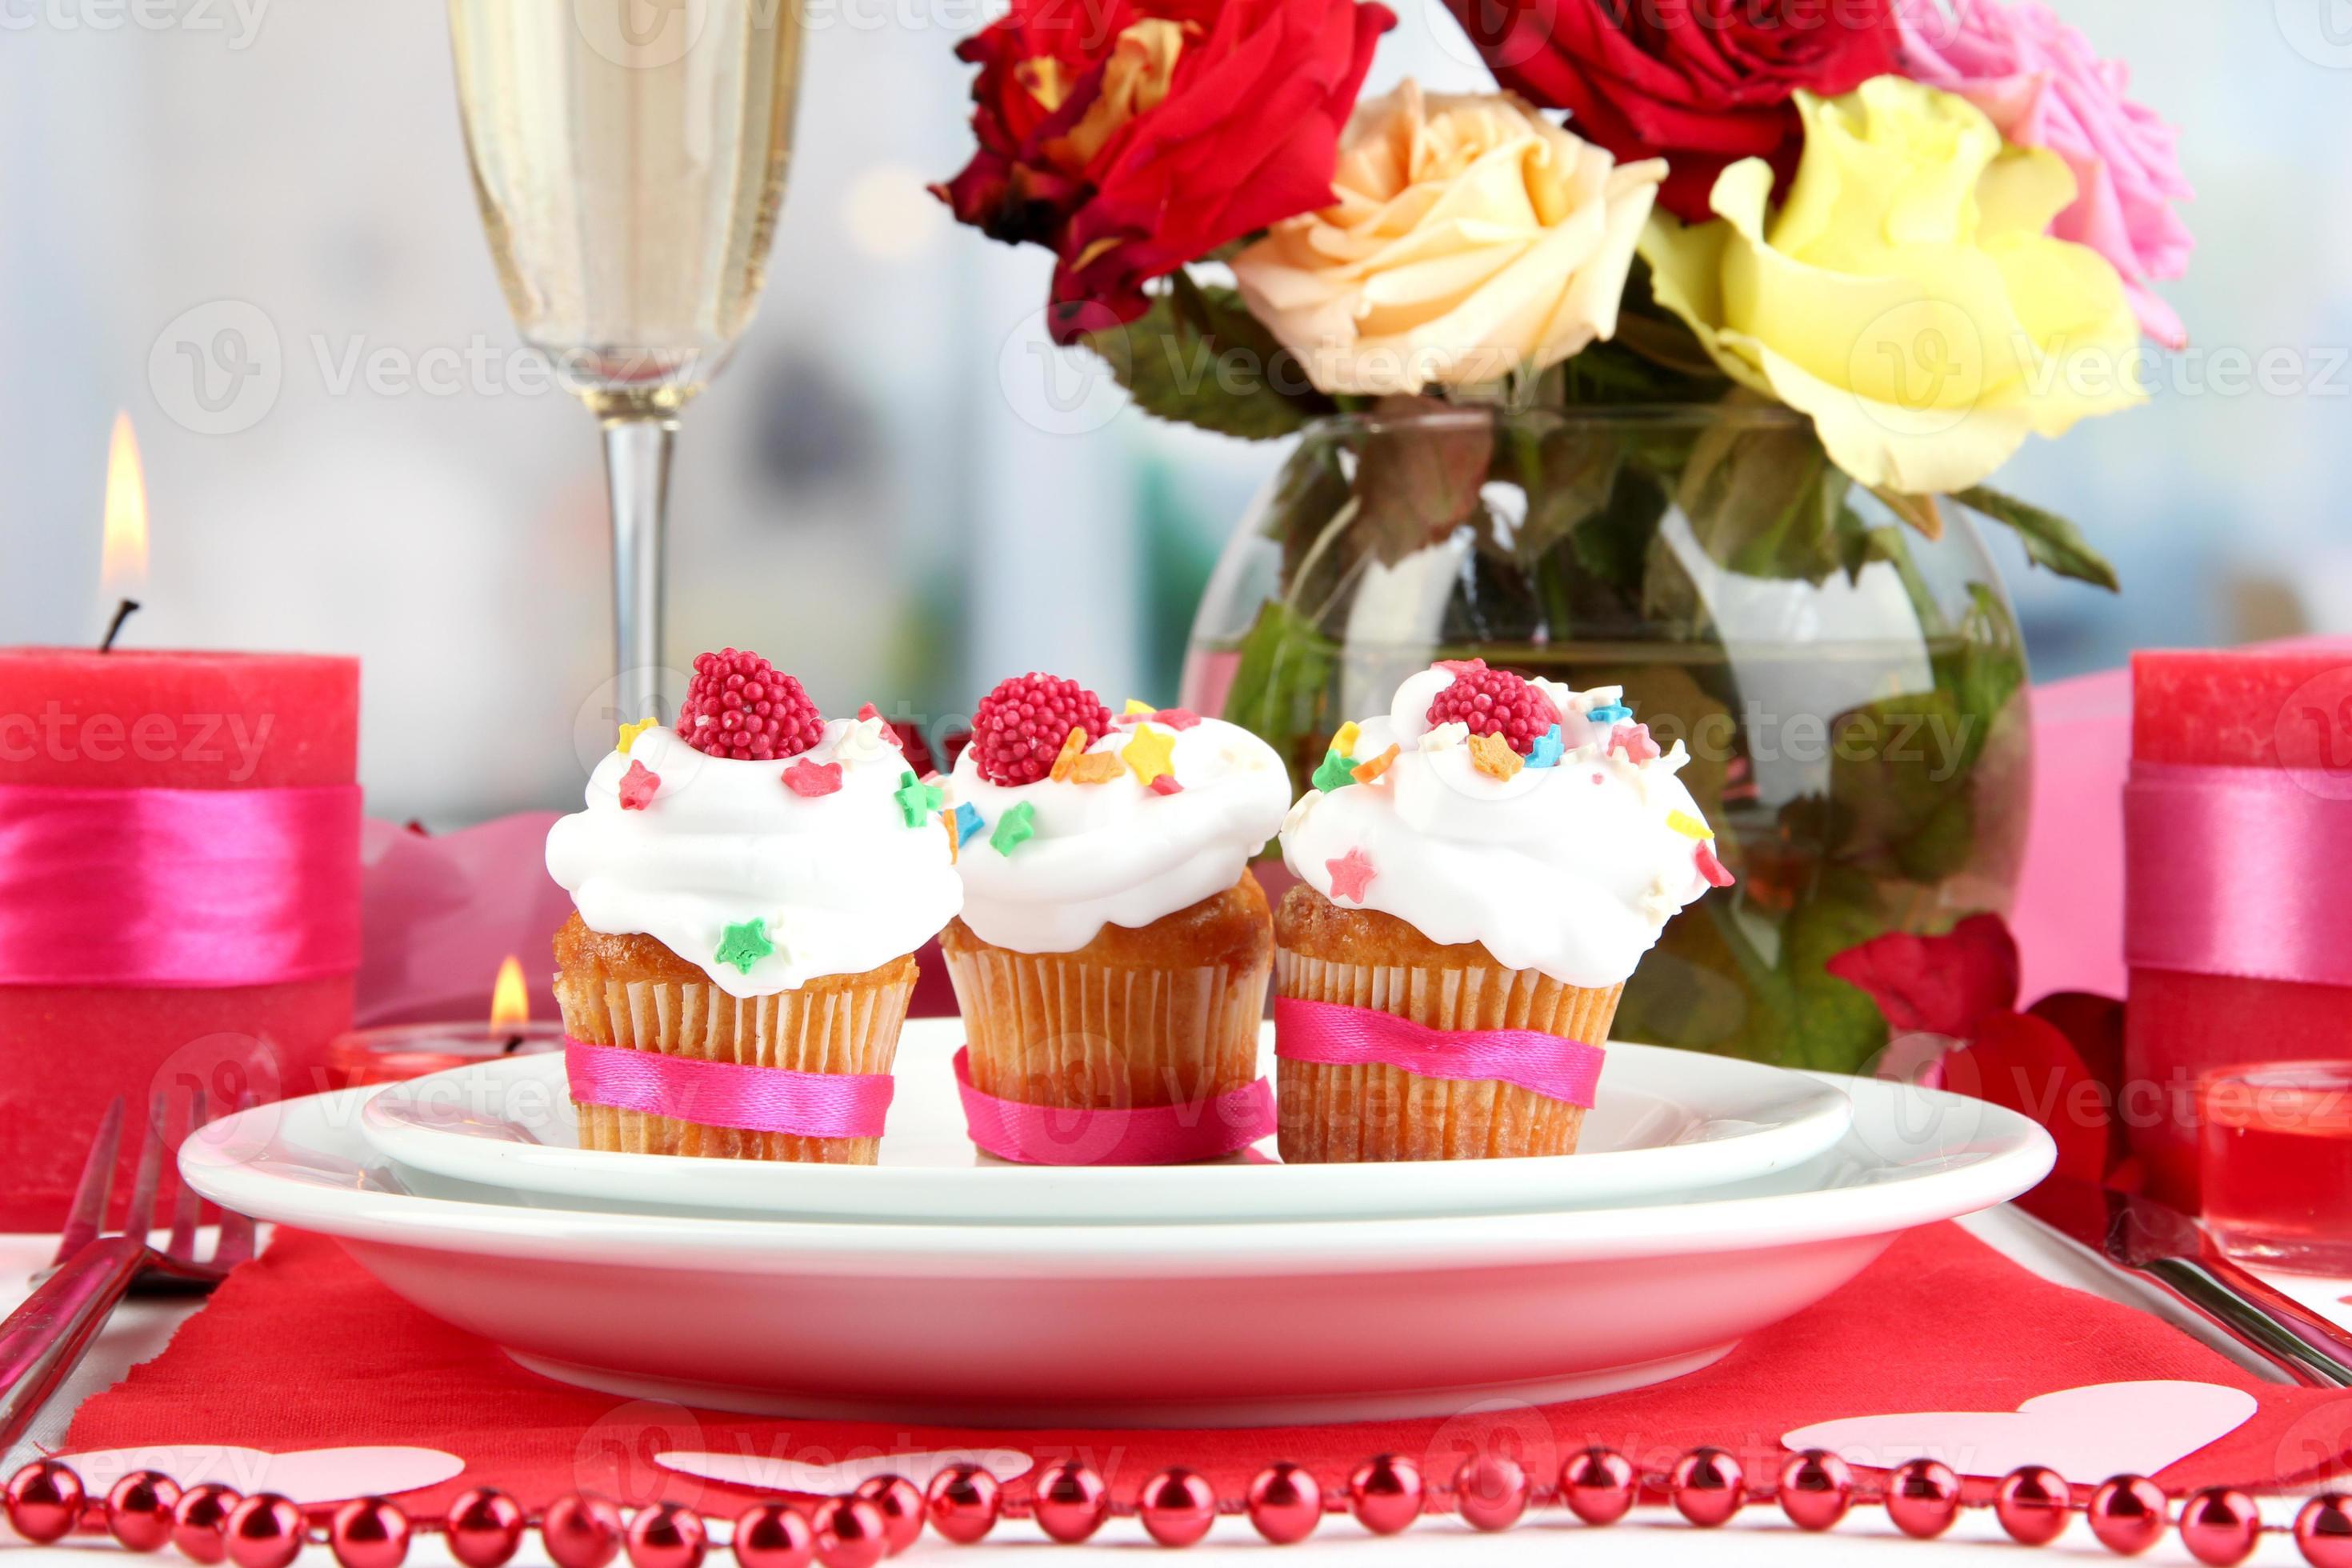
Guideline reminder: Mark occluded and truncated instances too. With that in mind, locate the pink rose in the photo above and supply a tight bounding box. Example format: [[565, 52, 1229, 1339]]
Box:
[[1899, 0, 2192, 347]]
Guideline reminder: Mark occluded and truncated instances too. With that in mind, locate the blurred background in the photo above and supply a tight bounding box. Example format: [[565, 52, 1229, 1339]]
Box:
[[0, 0, 2338, 825]]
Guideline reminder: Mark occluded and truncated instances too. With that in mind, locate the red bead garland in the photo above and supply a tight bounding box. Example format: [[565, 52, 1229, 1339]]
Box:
[[1136, 1470, 1218, 1549], [328, 1497, 412, 1568], [2087, 1474, 2169, 1557], [921, 1466, 998, 1546], [170, 1481, 242, 1563], [16, 1452, 2352, 1564], [106, 1470, 184, 1553], [1345, 1454, 1423, 1537], [1886, 1458, 1962, 1540], [5, 1457, 86, 1544], [1668, 1447, 1745, 1527]]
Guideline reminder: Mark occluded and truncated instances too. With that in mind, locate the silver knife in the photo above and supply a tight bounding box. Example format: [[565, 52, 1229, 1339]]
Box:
[[2014, 1177, 2352, 1388]]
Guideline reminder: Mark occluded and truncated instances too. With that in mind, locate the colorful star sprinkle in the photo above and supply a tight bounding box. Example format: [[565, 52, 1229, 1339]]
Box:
[[954, 802, 986, 843], [1326, 847, 1377, 904], [1123, 698, 1156, 717], [1150, 707, 1202, 730], [941, 807, 959, 863], [1610, 722, 1661, 764], [1331, 721, 1362, 756], [617, 718, 658, 754], [1312, 748, 1358, 792], [837, 715, 894, 765], [617, 760, 662, 810], [1350, 743, 1400, 785], [990, 799, 1037, 855], [1694, 842, 1737, 888], [1528, 724, 1565, 769], [894, 770, 945, 827], [1121, 724, 1176, 786], [1069, 751, 1125, 784], [714, 918, 776, 974], [1050, 726, 1090, 782], [782, 759, 843, 798], [1588, 702, 1634, 725], [1467, 730, 1523, 781], [1149, 774, 1184, 796], [1666, 809, 1714, 841]]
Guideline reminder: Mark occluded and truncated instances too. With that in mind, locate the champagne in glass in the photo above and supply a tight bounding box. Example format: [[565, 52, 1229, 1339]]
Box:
[[446, 0, 807, 722]]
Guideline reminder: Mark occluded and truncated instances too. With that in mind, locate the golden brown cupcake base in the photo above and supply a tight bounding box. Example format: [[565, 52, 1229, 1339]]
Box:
[[553, 914, 915, 1165], [1272, 885, 1618, 1162], [942, 872, 1272, 1114]]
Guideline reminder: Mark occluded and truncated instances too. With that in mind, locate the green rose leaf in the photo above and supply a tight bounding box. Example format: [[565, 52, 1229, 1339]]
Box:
[[1222, 597, 1338, 795], [1078, 278, 1333, 442], [1954, 484, 2120, 592], [1352, 394, 1495, 566]]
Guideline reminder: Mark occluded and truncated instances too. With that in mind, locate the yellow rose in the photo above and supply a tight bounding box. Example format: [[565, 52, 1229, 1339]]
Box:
[[1232, 82, 1665, 396], [1640, 74, 2144, 495]]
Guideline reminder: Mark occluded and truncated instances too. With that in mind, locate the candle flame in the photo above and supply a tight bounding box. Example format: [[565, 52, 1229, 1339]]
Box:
[[489, 955, 530, 1033], [102, 412, 150, 594]]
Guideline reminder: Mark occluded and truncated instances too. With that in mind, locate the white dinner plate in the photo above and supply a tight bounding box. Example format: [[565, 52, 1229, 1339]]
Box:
[[184, 1067, 2052, 1426], [357, 1025, 1853, 1224]]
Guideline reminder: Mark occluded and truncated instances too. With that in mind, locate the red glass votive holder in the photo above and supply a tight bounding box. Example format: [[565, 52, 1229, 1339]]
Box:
[[325, 1021, 563, 1089], [2199, 1061, 2352, 1274]]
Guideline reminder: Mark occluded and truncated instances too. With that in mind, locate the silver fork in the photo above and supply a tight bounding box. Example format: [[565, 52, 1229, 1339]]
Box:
[[0, 1089, 258, 1451]]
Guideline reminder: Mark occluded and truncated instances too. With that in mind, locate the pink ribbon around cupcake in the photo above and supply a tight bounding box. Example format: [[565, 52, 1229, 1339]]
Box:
[[565, 1038, 894, 1140], [1272, 997, 1606, 1107], [954, 1048, 1276, 1166]]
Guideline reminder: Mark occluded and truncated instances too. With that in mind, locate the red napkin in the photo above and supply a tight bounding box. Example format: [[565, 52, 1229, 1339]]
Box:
[[62, 1224, 2352, 1510]]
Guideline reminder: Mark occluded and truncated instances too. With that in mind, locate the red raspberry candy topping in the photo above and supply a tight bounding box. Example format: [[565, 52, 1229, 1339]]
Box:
[[970, 672, 1111, 786], [1425, 660, 1560, 757], [677, 648, 823, 760]]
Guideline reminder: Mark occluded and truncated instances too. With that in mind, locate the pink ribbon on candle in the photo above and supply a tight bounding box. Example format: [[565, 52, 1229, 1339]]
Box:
[[566, 1037, 894, 1139], [954, 1047, 1275, 1165], [1273, 997, 1606, 1107], [2126, 759, 2352, 989], [0, 782, 361, 988]]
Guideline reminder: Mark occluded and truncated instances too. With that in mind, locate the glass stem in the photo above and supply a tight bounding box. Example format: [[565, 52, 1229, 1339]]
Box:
[[600, 415, 677, 724]]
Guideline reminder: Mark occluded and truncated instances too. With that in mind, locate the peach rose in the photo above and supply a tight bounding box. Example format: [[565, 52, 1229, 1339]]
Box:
[[1231, 82, 1666, 395]]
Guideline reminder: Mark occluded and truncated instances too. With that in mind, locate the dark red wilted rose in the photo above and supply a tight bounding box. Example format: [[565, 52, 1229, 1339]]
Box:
[[1824, 911, 2018, 1041], [1438, 0, 1901, 221], [936, 0, 1393, 341]]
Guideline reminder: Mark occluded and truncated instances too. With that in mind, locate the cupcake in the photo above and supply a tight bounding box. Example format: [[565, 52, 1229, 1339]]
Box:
[[940, 673, 1290, 1135], [1274, 660, 1731, 1162], [545, 649, 962, 1164]]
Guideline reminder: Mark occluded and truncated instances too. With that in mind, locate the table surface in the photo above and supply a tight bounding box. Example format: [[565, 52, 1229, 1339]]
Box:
[[5, 1214, 2350, 1566]]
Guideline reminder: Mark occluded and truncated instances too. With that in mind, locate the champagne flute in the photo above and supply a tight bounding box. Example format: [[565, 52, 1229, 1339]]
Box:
[[445, 0, 807, 725]]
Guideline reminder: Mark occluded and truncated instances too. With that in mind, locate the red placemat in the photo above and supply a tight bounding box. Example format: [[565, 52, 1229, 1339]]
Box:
[[62, 1225, 2352, 1511]]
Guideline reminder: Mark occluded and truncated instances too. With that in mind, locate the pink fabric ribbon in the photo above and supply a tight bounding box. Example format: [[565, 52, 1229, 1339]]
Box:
[[2126, 760, 2352, 989], [953, 1047, 1275, 1166], [0, 782, 361, 988], [566, 1038, 894, 1140], [1273, 997, 1606, 1107]]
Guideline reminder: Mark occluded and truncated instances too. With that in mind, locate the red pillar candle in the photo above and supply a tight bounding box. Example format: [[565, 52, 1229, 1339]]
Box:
[[2128, 642, 2352, 1206], [0, 650, 359, 1230]]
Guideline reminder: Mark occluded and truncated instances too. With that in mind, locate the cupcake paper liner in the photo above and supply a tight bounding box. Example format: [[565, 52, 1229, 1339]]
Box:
[[1272, 947, 1618, 1162], [555, 962, 914, 1165]]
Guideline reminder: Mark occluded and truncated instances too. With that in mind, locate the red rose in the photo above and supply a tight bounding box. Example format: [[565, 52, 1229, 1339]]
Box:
[[1439, 0, 1899, 221], [937, 0, 1392, 341]]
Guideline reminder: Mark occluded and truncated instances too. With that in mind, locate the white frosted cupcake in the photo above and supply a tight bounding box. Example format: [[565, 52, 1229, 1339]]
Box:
[[545, 648, 962, 1164], [1274, 660, 1730, 1162], [940, 672, 1290, 1121]]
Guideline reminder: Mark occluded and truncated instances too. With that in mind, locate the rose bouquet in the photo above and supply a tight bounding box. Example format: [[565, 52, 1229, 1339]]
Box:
[[934, 0, 2191, 1070]]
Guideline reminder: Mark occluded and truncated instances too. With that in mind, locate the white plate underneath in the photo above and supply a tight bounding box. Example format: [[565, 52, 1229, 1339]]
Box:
[[357, 1022, 1853, 1224], [184, 1072, 2051, 1426]]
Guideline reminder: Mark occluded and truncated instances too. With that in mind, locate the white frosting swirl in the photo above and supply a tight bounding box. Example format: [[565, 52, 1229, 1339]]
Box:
[[945, 714, 1290, 953], [1279, 666, 1720, 987], [546, 722, 962, 998]]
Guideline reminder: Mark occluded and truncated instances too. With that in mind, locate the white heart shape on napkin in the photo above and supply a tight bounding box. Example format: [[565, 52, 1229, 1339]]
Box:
[[658, 1449, 1034, 1494], [53, 1446, 464, 1503], [1783, 1381, 2257, 1479]]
